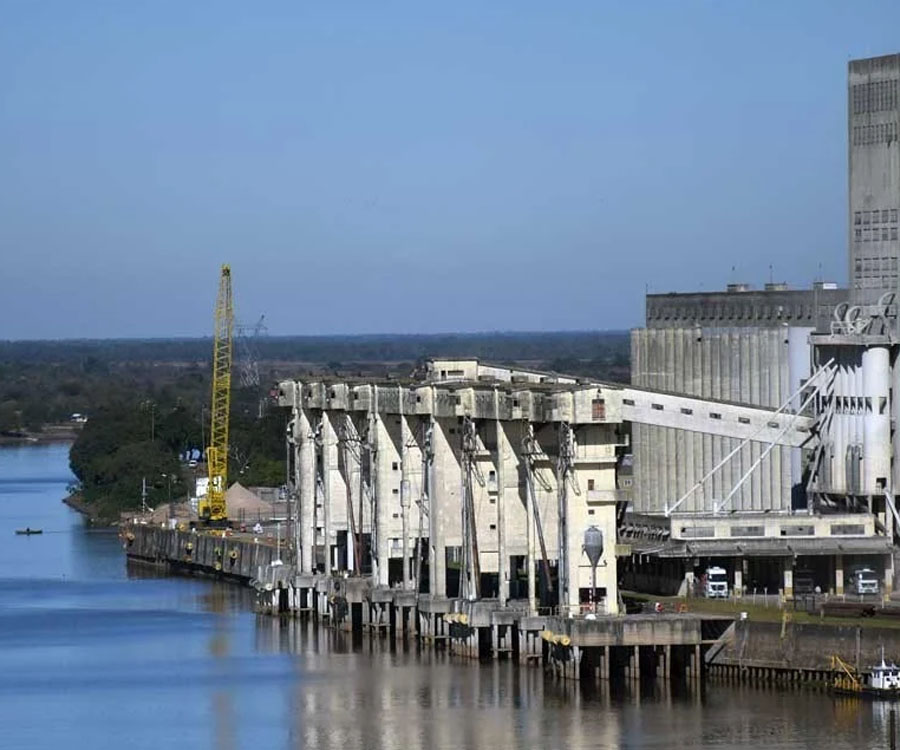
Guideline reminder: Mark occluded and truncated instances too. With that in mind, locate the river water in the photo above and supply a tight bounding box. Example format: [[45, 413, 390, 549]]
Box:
[[0, 443, 893, 749]]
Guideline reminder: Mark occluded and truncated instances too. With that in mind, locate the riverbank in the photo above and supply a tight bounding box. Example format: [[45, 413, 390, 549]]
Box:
[[0, 423, 80, 446], [61, 491, 110, 526]]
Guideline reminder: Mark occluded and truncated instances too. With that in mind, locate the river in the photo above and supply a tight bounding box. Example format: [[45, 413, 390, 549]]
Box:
[[0, 443, 892, 749]]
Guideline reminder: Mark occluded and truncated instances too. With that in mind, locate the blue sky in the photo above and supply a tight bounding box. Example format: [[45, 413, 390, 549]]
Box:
[[1, 1, 899, 339]]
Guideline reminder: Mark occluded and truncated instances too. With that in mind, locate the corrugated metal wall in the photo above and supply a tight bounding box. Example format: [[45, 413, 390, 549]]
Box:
[[630, 327, 806, 514]]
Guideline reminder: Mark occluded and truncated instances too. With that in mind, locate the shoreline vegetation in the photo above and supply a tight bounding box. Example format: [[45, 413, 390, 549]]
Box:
[[1, 331, 630, 525]]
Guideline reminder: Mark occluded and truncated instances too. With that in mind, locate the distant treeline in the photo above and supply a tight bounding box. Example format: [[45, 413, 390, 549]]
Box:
[[0, 330, 630, 520], [0, 330, 631, 369]]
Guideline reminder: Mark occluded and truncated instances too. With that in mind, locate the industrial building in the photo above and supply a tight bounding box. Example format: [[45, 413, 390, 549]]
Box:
[[625, 53, 900, 598], [271, 53, 900, 622]]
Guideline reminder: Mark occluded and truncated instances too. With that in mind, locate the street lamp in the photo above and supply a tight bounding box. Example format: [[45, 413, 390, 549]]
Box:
[[161, 473, 179, 521]]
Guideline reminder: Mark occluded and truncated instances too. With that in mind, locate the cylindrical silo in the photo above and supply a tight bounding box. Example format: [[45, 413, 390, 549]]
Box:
[[863, 346, 891, 495]]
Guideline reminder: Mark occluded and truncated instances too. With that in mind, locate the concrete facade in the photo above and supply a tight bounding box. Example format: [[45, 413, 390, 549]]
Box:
[[646, 282, 847, 333], [848, 54, 900, 318], [630, 326, 808, 514], [280, 376, 624, 616]]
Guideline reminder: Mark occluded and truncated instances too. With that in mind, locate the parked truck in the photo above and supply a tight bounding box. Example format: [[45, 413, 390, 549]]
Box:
[[704, 566, 729, 598], [850, 567, 880, 596]]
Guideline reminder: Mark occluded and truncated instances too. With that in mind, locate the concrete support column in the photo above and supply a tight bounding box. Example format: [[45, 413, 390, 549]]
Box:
[[525, 426, 537, 615], [733, 557, 743, 598], [297, 408, 315, 574], [495, 413, 511, 605], [321, 413, 338, 575], [835, 554, 844, 596], [400, 413, 412, 590], [344, 414, 361, 575], [885, 553, 895, 596], [372, 409, 391, 588], [664, 645, 671, 678], [782, 558, 793, 600], [429, 416, 448, 598], [633, 646, 641, 682], [602, 646, 610, 680]]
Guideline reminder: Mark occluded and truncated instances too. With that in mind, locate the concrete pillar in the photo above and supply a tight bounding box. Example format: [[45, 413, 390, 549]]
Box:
[[372, 407, 391, 588], [297, 408, 315, 574], [733, 558, 743, 597], [633, 646, 641, 682], [321, 412, 338, 575], [885, 553, 895, 596], [602, 646, 609, 680], [694, 644, 702, 684], [664, 645, 671, 678], [835, 554, 844, 596], [400, 413, 412, 590], [343, 414, 361, 575], [782, 558, 793, 600], [525, 427, 537, 615], [429, 416, 448, 598], [495, 413, 511, 605]]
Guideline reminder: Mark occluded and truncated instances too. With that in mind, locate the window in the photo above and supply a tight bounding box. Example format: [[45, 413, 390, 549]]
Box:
[[392, 461, 399, 471], [892, 209, 898, 223], [856, 229, 863, 241], [623, 398, 635, 406], [865, 211, 871, 225], [651, 403, 664, 411], [588, 479, 595, 491], [884, 210, 890, 223], [855, 211, 862, 225], [884, 228, 890, 241], [738, 416, 750, 424], [709, 412, 722, 420], [681, 407, 693, 415]]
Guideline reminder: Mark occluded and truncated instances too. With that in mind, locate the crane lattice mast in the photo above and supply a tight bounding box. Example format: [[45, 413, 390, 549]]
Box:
[[202, 264, 234, 522]]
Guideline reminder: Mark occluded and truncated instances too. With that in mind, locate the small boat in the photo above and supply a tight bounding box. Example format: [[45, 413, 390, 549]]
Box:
[[832, 649, 900, 697], [14, 527, 42, 536]]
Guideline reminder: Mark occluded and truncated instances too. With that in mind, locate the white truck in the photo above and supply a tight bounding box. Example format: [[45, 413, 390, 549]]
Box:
[[850, 567, 879, 596], [704, 566, 729, 598]]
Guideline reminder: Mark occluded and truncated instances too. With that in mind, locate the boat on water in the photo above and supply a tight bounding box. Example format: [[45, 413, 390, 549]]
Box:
[[14, 527, 42, 536], [832, 650, 900, 697]]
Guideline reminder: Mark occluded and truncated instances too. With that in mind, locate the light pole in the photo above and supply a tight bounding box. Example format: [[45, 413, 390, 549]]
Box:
[[161, 473, 178, 521]]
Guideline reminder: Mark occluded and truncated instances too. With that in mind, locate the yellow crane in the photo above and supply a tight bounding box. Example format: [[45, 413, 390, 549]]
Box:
[[199, 264, 234, 524]]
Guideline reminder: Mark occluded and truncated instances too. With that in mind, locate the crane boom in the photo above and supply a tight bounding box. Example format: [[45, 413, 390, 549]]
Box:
[[201, 264, 234, 523]]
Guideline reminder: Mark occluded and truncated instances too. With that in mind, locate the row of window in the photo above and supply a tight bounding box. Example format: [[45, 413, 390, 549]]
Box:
[[853, 277, 895, 289], [851, 121, 898, 145], [851, 79, 899, 114], [855, 255, 899, 271], [855, 273, 899, 284], [854, 208, 899, 225], [649, 306, 816, 321], [854, 226, 900, 241]]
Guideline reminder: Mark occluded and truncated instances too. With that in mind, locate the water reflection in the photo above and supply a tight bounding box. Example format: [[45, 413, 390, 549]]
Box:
[[247, 615, 898, 750], [0, 444, 895, 750]]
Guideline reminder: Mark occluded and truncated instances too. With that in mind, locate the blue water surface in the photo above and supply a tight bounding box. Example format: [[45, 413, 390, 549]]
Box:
[[0, 443, 891, 750]]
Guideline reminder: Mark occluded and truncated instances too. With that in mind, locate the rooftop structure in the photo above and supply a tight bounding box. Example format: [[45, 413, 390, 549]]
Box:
[[646, 282, 846, 332]]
